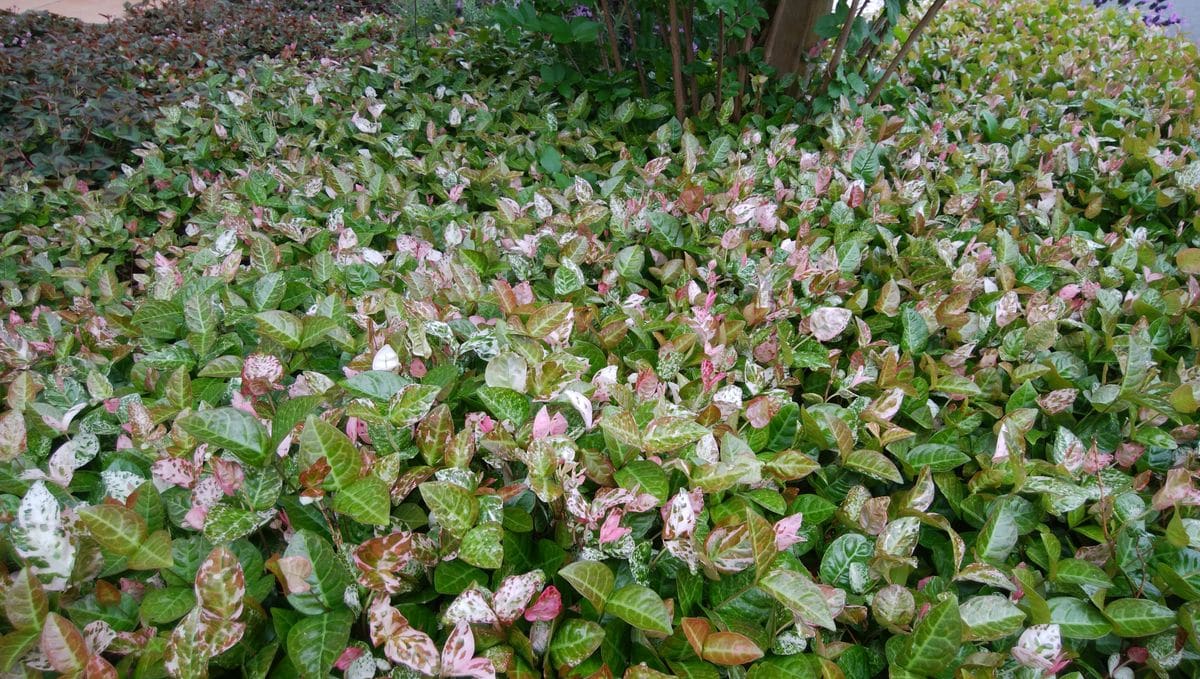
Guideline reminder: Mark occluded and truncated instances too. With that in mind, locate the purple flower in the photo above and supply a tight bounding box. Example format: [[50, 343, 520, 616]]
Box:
[[1092, 0, 1183, 26]]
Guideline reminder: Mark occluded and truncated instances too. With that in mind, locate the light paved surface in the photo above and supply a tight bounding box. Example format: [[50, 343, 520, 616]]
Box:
[[1175, 0, 1200, 43], [5, 0, 128, 22]]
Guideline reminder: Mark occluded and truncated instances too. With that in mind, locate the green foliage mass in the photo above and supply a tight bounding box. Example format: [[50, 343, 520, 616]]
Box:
[[0, 1, 1199, 677]]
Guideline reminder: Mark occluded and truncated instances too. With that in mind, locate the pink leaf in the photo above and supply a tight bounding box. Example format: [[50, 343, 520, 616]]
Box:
[[369, 601, 438, 676], [532, 410, 568, 441], [443, 586, 498, 626], [809, 307, 852, 342], [441, 622, 495, 679], [275, 433, 294, 458], [531, 407, 556, 440], [152, 457, 197, 489], [86, 655, 118, 679], [211, 457, 244, 496], [345, 416, 368, 443], [82, 621, 116, 656], [599, 509, 630, 544], [352, 532, 414, 594], [466, 412, 495, 435], [334, 646, 364, 671], [240, 353, 283, 396], [745, 396, 774, 429], [183, 504, 209, 531], [1036, 389, 1078, 415], [774, 513, 806, 551], [449, 657, 495, 679], [513, 281, 534, 305], [995, 291, 1022, 328], [493, 571, 545, 625], [276, 556, 313, 594], [229, 390, 257, 416], [40, 613, 88, 674], [1152, 468, 1200, 510], [410, 359, 427, 378], [523, 586, 562, 622]]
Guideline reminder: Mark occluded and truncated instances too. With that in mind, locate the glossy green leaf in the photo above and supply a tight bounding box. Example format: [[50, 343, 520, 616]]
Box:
[[844, 449, 903, 483], [179, 408, 270, 467], [299, 415, 361, 490], [1054, 559, 1113, 589], [958, 595, 1025, 641], [559, 560, 615, 613], [418, 481, 479, 538], [1104, 598, 1176, 637], [332, 476, 391, 526], [286, 609, 353, 679], [254, 310, 303, 349], [341, 371, 410, 401], [203, 505, 274, 545], [0, 628, 40, 673], [642, 417, 709, 454], [526, 302, 572, 338], [897, 594, 961, 675], [614, 460, 669, 503], [283, 530, 352, 615], [898, 444, 970, 472], [459, 522, 504, 569], [141, 588, 197, 625], [128, 530, 175, 570], [476, 386, 531, 426], [761, 569, 835, 630], [550, 618, 604, 668], [79, 505, 147, 556], [819, 533, 873, 590], [1047, 597, 1111, 640], [387, 383, 441, 427], [607, 584, 672, 635], [3, 569, 47, 631]]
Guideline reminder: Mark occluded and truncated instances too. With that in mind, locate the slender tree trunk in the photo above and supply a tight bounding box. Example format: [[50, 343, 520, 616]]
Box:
[[732, 31, 752, 121], [682, 0, 700, 116], [598, 0, 623, 73], [667, 0, 687, 122], [716, 9, 725, 110], [763, 0, 832, 77], [597, 31, 612, 73], [866, 0, 947, 104], [855, 13, 891, 76], [623, 1, 649, 98], [821, 0, 863, 91]]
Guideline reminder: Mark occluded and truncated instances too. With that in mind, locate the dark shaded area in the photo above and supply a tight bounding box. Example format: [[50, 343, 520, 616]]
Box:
[[0, 0, 396, 183]]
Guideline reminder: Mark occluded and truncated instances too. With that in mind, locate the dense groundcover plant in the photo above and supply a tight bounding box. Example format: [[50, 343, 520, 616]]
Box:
[[2, 0, 1200, 677], [0, 0, 396, 181]]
